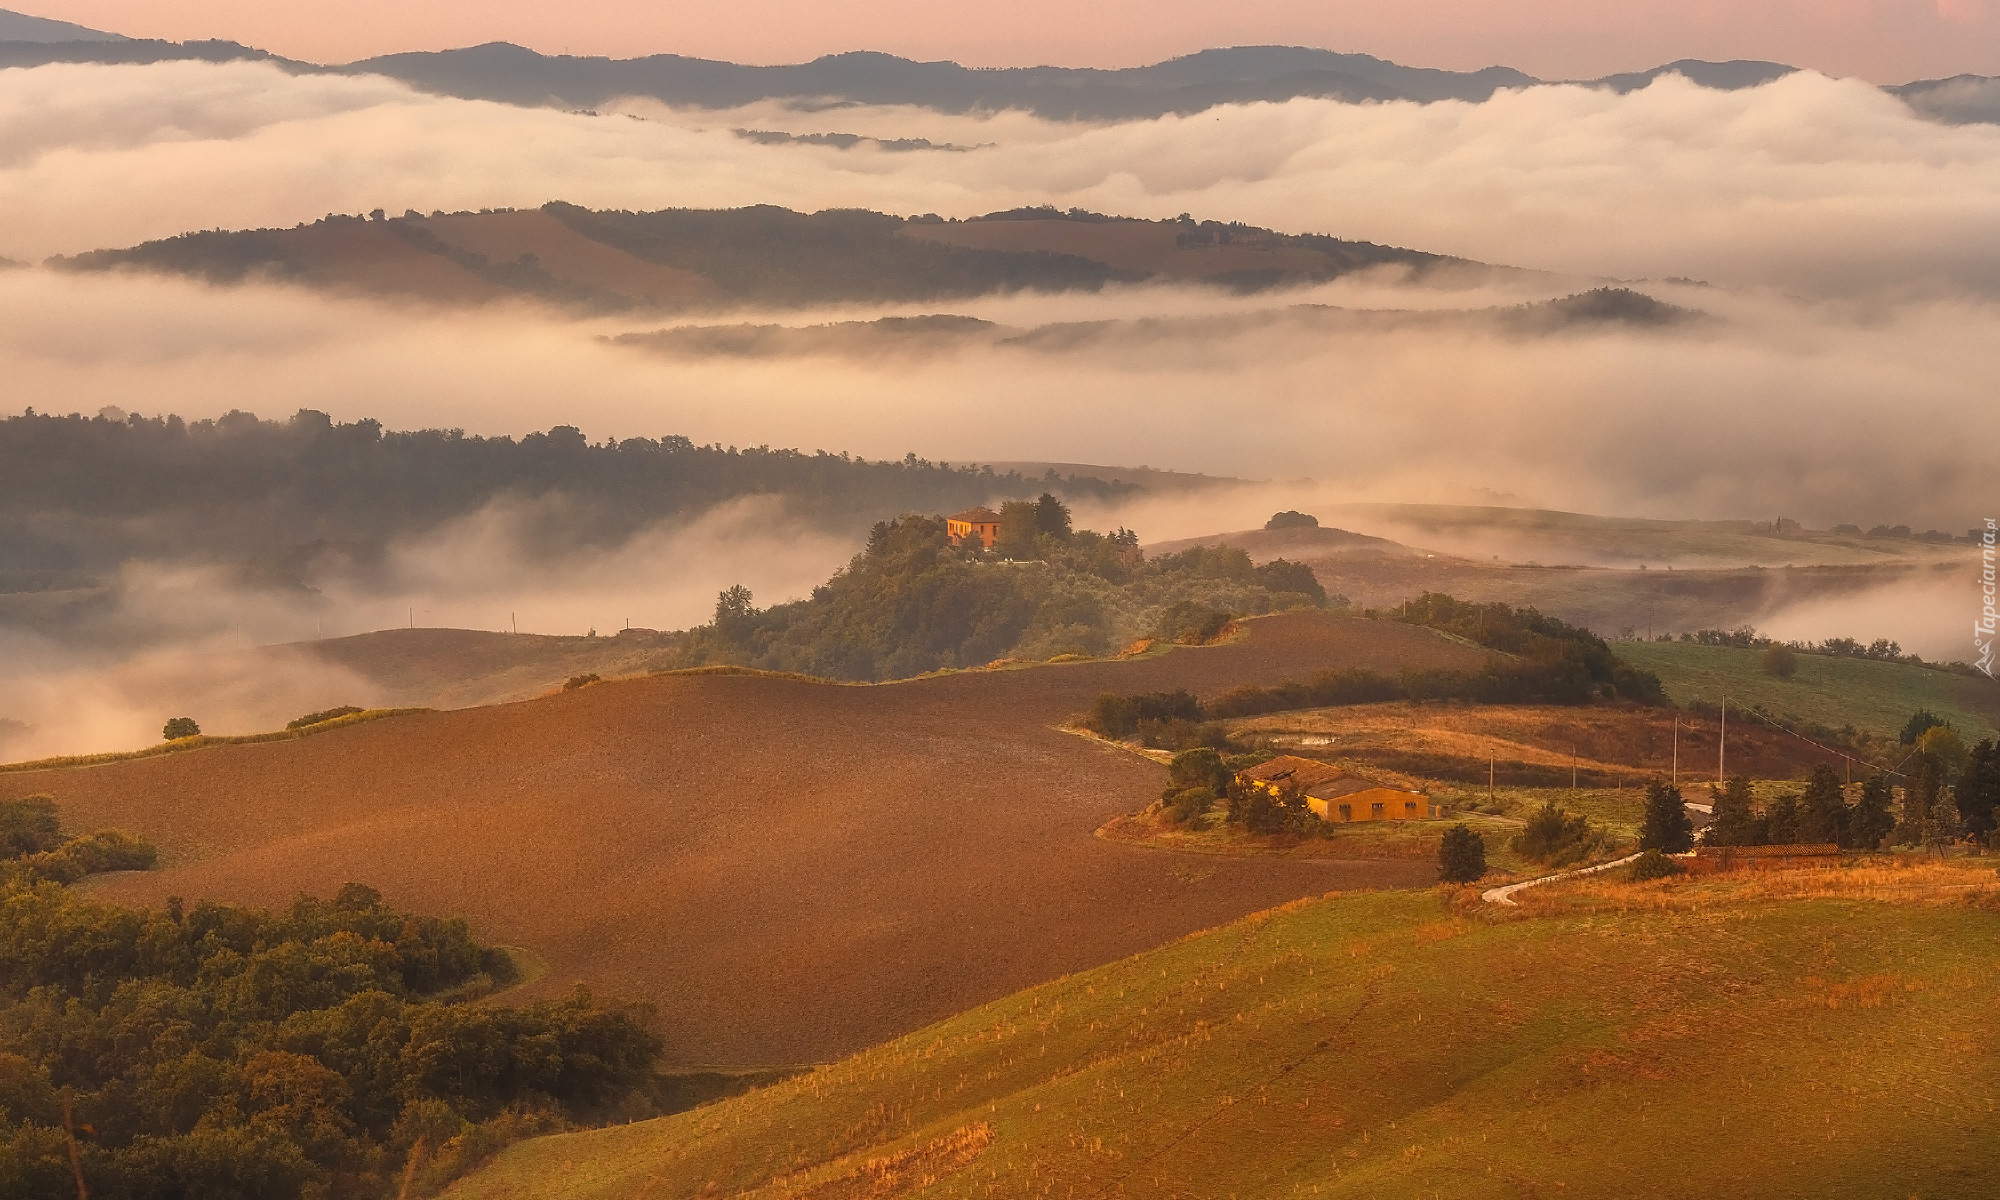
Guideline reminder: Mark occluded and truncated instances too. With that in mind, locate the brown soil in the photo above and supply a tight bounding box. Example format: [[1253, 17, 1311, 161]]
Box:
[[269, 223, 502, 303], [419, 211, 720, 306], [10, 612, 1478, 1069], [1237, 701, 1852, 786]]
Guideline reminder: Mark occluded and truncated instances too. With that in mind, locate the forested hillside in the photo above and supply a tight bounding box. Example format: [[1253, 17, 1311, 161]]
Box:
[[681, 500, 1329, 679]]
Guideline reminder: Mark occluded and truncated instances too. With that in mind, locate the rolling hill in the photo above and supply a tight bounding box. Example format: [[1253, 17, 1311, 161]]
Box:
[[446, 864, 2000, 1198], [6, 611, 1484, 1069], [49, 204, 1466, 311], [1150, 508, 1975, 662], [1616, 640, 2000, 743]]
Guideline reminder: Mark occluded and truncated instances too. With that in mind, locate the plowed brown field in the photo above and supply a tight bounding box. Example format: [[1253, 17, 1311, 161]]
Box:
[[9, 613, 1481, 1068]]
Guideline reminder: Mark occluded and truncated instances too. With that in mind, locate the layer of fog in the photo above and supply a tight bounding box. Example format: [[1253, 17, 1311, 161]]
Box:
[[4, 266, 1992, 529], [0, 494, 856, 760], [5, 60, 2000, 296]]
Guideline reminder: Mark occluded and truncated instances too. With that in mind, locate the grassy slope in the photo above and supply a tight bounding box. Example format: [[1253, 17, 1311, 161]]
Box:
[[451, 869, 2000, 1200], [1616, 641, 2000, 742]]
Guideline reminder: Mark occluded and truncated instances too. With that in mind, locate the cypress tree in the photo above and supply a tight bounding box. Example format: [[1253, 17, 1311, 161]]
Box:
[[1851, 774, 1895, 851], [1438, 823, 1488, 883], [1799, 764, 1849, 846], [1640, 780, 1694, 853]]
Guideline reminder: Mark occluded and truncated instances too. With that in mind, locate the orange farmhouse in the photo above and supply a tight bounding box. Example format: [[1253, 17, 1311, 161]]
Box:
[[1237, 754, 1437, 823], [947, 507, 1003, 549]]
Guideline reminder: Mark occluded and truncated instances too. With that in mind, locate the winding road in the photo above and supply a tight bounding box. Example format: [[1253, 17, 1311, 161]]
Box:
[[1481, 852, 1643, 906]]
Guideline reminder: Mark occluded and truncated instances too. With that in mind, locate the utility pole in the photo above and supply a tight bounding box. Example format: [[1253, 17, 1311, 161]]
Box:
[[511, 612, 517, 635], [1719, 689, 1727, 783], [1572, 746, 1579, 790], [1489, 752, 1495, 805], [1672, 718, 1679, 788]]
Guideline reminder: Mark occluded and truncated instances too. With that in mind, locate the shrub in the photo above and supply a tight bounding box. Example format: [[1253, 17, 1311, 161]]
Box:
[[1167, 747, 1228, 793], [287, 705, 365, 730], [1161, 785, 1216, 825], [1264, 510, 1319, 530], [564, 673, 601, 691], [1761, 645, 1798, 677], [1136, 717, 1228, 752], [1437, 824, 1487, 883], [1156, 601, 1231, 644], [162, 716, 200, 740], [1090, 692, 1139, 739], [1511, 800, 1606, 866], [1628, 849, 1684, 881]]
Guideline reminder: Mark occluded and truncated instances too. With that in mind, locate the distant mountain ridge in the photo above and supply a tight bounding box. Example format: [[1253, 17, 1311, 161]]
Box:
[[0, 20, 1992, 124], [0, 6, 121, 42]]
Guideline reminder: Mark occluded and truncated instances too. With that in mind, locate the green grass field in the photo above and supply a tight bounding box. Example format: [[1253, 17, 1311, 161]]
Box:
[[1616, 641, 2000, 742], [448, 866, 2000, 1200]]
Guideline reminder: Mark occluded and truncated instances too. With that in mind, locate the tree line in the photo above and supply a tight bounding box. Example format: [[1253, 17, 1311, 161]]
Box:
[[0, 408, 1127, 585]]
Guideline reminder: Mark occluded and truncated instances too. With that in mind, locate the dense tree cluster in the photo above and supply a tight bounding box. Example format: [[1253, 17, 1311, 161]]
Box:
[[683, 514, 1329, 681], [1392, 593, 1665, 704], [0, 799, 661, 1200], [1708, 766, 1896, 851]]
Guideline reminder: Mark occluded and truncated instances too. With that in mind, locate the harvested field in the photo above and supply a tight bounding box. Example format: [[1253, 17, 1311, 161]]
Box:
[[266, 222, 502, 302], [419, 210, 720, 305], [10, 612, 1479, 1068], [1237, 700, 1852, 785]]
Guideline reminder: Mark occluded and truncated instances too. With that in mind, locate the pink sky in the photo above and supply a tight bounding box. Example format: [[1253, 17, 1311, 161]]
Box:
[[18, 0, 2000, 82]]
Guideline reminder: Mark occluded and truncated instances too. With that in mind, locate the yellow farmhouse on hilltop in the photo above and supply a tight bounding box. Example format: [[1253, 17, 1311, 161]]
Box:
[[947, 506, 1004, 549], [1236, 754, 1436, 823]]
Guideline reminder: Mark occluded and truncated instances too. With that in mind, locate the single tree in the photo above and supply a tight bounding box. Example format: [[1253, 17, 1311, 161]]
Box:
[[1707, 776, 1763, 846], [1760, 645, 1799, 678], [1640, 779, 1694, 853], [993, 499, 1042, 558], [1901, 709, 1947, 746], [1798, 764, 1848, 845], [1851, 773, 1896, 850], [1168, 747, 1228, 795], [1763, 791, 1802, 845], [1897, 753, 1949, 847], [1438, 824, 1488, 883], [162, 716, 200, 740], [713, 584, 756, 639], [1032, 492, 1073, 539], [1956, 740, 2000, 846]]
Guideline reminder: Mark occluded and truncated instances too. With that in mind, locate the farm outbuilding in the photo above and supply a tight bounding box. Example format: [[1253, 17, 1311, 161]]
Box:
[[1236, 755, 1435, 823]]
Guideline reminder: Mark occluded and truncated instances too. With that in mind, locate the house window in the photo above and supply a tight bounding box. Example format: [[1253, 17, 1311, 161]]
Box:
[[1405, 802, 1418, 817], [1338, 804, 1351, 821], [1370, 802, 1384, 819]]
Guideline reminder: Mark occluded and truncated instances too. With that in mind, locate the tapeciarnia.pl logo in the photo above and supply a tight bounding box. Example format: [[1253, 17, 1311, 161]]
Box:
[[1979, 518, 1997, 678]]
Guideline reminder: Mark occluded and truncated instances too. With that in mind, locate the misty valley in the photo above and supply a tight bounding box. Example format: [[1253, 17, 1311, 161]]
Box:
[[1, 8, 1998, 1200]]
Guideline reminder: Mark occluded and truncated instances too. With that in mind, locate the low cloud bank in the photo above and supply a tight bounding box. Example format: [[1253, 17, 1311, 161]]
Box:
[[3, 61, 1999, 296]]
